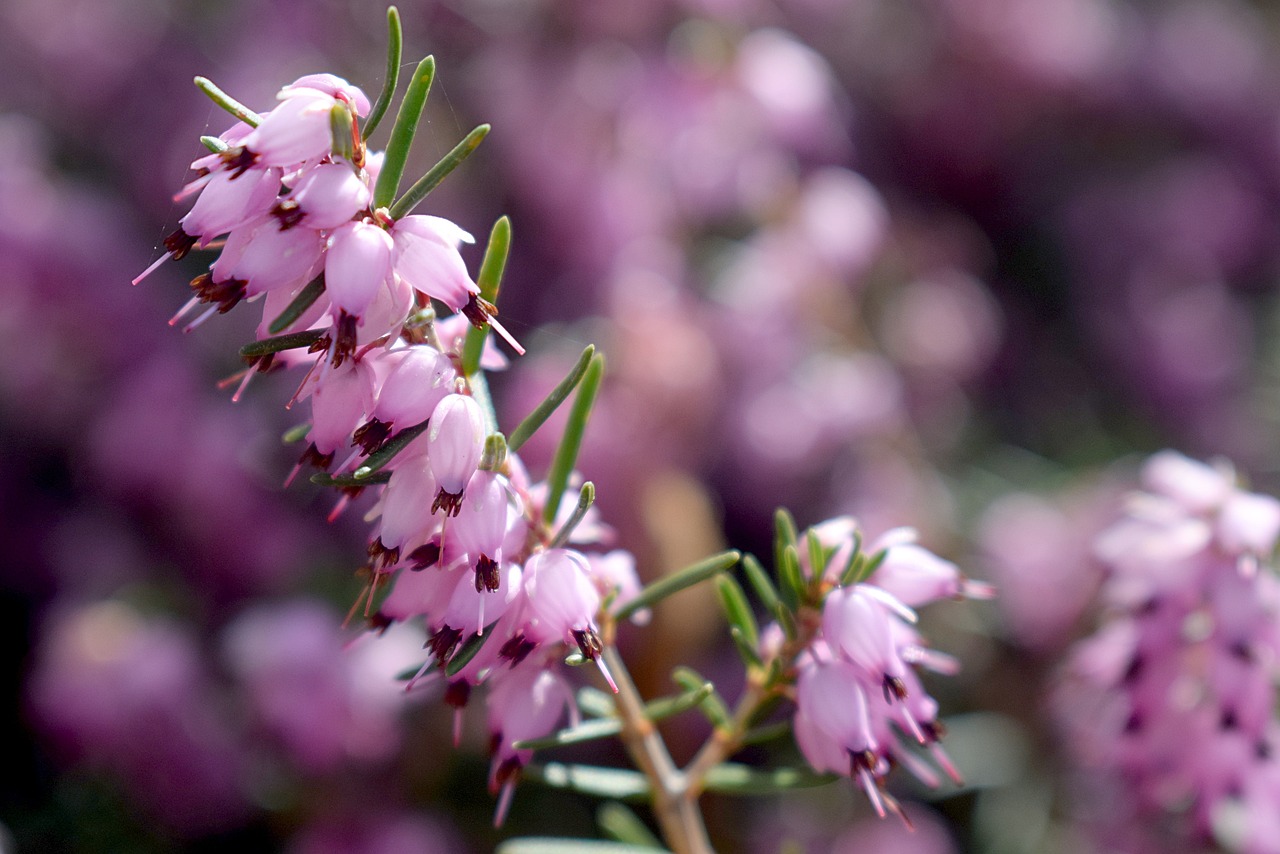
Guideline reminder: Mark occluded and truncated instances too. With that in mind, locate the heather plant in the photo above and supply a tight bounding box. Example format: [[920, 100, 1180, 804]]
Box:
[[134, 10, 990, 852]]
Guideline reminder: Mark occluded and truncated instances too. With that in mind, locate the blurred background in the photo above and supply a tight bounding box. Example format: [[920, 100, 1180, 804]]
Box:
[[5, 0, 1280, 850]]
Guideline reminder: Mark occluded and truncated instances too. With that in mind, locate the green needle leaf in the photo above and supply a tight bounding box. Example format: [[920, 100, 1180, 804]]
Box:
[[351, 418, 432, 479], [740, 720, 793, 746], [194, 76, 261, 127], [597, 803, 664, 849], [773, 508, 798, 579], [387, 123, 490, 220], [372, 55, 435, 210], [462, 216, 511, 376], [200, 135, 228, 153], [777, 545, 804, 611], [613, 550, 740, 622], [741, 554, 781, 615], [524, 763, 651, 801], [542, 353, 604, 523], [239, 329, 325, 359], [702, 763, 838, 795], [282, 422, 311, 444], [445, 622, 499, 677], [508, 344, 596, 452], [361, 6, 402, 140], [497, 838, 668, 854], [715, 575, 758, 647], [310, 470, 392, 487], [268, 275, 325, 334], [549, 482, 595, 549], [671, 667, 731, 729], [806, 528, 828, 582], [513, 717, 623, 751]]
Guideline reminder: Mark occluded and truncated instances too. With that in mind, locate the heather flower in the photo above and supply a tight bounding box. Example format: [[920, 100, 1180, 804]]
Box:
[[1056, 451, 1280, 851], [427, 392, 486, 517], [486, 662, 577, 824], [788, 517, 970, 823]]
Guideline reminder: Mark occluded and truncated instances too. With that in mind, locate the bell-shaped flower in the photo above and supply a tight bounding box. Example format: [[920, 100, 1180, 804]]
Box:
[[241, 89, 341, 168], [375, 455, 440, 557], [427, 393, 485, 517], [326, 221, 393, 318], [275, 162, 370, 230], [179, 166, 281, 245], [211, 216, 325, 297], [371, 345, 456, 430], [517, 549, 606, 671], [391, 215, 479, 310], [307, 360, 375, 455], [280, 73, 371, 116], [486, 664, 577, 823], [822, 584, 915, 701], [447, 471, 518, 594], [869, 529, 995, 607]]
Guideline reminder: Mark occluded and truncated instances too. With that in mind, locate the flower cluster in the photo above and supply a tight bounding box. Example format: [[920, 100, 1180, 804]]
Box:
[[1058, 451, 1280, 852], [137, 71, 642, 822], [781, 518, 991, 822]]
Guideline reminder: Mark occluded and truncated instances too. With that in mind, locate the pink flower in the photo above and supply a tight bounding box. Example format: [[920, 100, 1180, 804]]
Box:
[[325, 221, 393, 318], [391, 214, 479, 310], [427, 393, 485, 517], [275, 161, 371, 230]]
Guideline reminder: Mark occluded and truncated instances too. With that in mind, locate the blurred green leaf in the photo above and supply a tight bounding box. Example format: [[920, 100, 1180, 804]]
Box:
[[524, 763, 650, 800], [497, 839, 668, 854], [702, 763, 837, 795], [597, 803, 664, 849], [613, 551, 740, 622]]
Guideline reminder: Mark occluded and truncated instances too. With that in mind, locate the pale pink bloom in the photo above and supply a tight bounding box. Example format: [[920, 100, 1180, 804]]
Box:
[[375, 455, 440, 556], [869, 529, 994, 607], [517, 549, 602, 647], [427, 393, 486, 516], [326, 221, 393, 318], [371, 345, 456, 429], [587, 550, 647, 624], [242, 90, 340, 168], [1141, 449, 1235, 513], [179, 166, 280, 244], [276, 161, 370, 230], [486, 664, 577, 823], [1217, 491, 1280, 558], [446, 470, 517, 593], [391, 215, 479, 310], [211, 216, 325, 296], [281, 73, 371, 116], [822, 584, 916, 699], [307, 360, 375, 455]]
